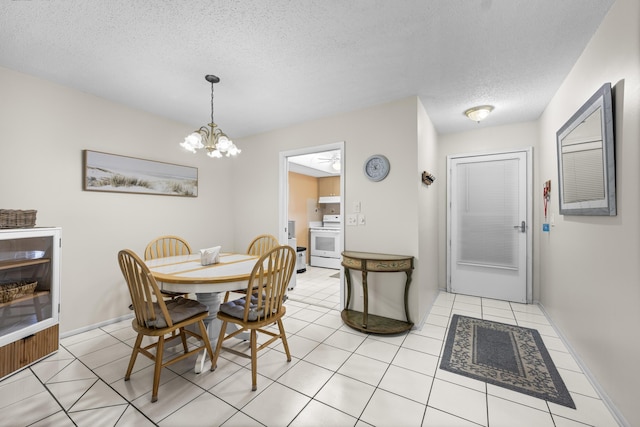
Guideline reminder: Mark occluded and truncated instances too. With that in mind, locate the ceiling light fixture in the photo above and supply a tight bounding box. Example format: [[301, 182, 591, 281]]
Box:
[[464, 105, 494, 123], [331, 158, 341, 171], [180, 74, 240, 158]]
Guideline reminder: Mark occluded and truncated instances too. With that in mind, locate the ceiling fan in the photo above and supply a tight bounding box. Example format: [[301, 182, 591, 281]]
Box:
[[316, 152, 341, 171]]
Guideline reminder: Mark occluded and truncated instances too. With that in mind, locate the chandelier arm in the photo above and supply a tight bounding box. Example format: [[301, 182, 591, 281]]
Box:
[[196, 126, 210, 138]]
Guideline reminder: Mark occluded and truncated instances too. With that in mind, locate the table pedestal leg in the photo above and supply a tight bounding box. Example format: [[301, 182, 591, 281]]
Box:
[[194, 292, 221, 373], [194, 291, 250, 373]]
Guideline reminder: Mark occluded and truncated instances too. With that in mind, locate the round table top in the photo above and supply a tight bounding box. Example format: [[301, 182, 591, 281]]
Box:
[[145, 252, 259, 293]]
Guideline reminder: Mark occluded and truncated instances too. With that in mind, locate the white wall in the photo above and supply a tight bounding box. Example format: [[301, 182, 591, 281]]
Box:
[[0, 71, 441, 338], [0, 66, 237, 333], [538, 0, 640, 424], [417, 100, 440, 323], [232, 97, 440, 325]]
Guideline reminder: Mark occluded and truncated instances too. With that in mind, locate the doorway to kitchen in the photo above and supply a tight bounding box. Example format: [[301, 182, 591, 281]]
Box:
[[279, 142, 344, 309]]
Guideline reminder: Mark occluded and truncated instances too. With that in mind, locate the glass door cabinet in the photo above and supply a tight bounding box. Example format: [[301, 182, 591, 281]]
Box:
[[0, 227, 61, 379]]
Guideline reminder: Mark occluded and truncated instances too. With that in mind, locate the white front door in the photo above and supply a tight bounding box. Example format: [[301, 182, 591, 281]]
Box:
[[447, 150, 531, 303]]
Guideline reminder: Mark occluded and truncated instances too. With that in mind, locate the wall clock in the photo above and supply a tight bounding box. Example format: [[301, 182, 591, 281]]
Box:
[[363, 154, 390, 182]]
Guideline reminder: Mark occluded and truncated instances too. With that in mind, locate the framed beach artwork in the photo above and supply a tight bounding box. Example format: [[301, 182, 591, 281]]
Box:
[[83, 150, 198, 197]]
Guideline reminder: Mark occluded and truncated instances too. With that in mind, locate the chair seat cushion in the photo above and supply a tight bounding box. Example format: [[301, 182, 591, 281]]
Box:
[[145, 297, 208, 328], [219, 293, 288, 321], [160, 290, 186, 297], [219, 294, 262, 321]]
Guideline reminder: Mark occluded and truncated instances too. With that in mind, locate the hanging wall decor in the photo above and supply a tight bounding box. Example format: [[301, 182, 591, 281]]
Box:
[[83, 150, 198, 197], [556, 83, 615, 216]]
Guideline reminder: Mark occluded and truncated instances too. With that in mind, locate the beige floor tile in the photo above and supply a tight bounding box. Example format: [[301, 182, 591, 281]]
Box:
[[289, 399, 358, 427], [488, 394, 555, 427], [276, 360, 334, 397], [0, 289, 618, 427], [428, 378, 487, 426], [360, 388, 426, 426], [158, 392, 238, 426], [315, 373, 375, 418], [378, 364, 433, 404], [242, 382, 311, 426], [337, 353, 388, 386]]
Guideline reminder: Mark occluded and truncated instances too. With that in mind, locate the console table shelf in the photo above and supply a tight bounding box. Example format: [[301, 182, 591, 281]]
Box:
[[341, 251, 414, 334]]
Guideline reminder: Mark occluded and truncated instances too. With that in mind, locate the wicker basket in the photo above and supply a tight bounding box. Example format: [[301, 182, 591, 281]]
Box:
[[0, 281, 38, 303], [0, 210, 37, 228]]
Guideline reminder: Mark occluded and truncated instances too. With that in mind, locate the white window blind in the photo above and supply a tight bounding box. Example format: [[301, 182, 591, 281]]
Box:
[[456, 159, 519, 269], [561, 148, 605, 203]]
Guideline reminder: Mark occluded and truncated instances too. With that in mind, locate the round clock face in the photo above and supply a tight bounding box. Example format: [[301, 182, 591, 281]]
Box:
[[364, 155, 390, 182]]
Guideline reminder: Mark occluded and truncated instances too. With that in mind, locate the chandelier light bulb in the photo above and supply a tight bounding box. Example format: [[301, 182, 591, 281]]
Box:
[[207, 149, 223, 158]]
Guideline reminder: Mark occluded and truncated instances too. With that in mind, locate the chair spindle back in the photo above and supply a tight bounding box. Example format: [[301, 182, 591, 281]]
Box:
[[118, 249, 172, 329], [243, 245, 295, 323], [144, 235, 192, 260]]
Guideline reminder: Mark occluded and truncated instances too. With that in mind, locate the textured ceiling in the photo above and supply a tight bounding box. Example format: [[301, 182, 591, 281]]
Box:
[[0, 1, 614, 137]]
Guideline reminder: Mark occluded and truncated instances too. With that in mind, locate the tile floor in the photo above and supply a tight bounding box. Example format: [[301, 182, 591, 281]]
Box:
[[0, 266, 620, 426]]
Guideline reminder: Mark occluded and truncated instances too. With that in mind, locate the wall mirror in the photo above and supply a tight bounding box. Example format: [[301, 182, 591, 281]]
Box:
[[557, 83, 615, 216]]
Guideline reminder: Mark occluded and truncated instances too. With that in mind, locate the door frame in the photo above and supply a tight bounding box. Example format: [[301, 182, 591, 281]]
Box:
[[446, 147, 533, 303], [278, 141, 345, 306]]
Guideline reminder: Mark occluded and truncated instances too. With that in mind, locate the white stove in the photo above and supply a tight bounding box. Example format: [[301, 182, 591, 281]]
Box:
[[309, 215, 341, 269], [309, 215, 340, 230]]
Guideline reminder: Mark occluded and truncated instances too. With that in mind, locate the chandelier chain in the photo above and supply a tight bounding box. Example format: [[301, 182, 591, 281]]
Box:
[[211, 82, 215, 123]]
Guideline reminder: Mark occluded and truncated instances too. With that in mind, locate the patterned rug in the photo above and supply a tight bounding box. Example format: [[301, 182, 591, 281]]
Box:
[[440, 315, 575, 409]]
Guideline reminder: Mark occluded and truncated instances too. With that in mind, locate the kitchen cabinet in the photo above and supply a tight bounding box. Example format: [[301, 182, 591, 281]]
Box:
[[318, 176, 340, 197], [0, 227, 61, 379]]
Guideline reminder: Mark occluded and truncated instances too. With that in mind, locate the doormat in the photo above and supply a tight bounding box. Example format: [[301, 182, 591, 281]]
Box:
[[440, 315, 575, 409]]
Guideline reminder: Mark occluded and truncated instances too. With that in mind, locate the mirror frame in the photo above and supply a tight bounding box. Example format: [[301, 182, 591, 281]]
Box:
[[556, 83, 616, 216]]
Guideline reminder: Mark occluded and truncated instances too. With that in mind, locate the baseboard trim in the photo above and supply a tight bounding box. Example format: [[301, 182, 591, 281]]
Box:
[[60, 313, 134, 339]]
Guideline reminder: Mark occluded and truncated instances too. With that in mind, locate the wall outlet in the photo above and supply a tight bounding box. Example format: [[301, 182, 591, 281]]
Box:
[[358, 214, 366, 225], [347, 214, 357, 226]]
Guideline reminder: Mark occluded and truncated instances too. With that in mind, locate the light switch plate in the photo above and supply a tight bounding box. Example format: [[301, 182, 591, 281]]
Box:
[[357, 214, 366, 225], [354, 201, 361, 213]]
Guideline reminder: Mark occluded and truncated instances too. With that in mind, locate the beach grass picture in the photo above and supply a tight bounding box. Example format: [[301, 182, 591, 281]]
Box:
[[83, 150, 198, 197]]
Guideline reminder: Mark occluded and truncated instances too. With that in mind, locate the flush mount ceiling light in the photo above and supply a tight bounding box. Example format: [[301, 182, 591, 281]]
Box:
[[180, 74, 240, 158], [464, 105, 494, 123]]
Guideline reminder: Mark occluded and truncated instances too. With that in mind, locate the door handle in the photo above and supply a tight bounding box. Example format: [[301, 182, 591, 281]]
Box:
[[513, 221, 526, 233]]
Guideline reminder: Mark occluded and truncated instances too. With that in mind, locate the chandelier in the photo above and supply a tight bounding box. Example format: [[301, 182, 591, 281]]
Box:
[[180, 75, 241, 158]]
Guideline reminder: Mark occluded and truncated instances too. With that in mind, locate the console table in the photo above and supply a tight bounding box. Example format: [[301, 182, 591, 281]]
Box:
[[341, 251, 414, 334]]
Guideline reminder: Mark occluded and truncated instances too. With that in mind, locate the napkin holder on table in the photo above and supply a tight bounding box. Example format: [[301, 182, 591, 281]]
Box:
[[200, 246, 221, 266]]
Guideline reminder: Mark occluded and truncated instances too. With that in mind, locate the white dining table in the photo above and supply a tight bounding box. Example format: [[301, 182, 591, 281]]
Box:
[[145, 252, 259, 373]]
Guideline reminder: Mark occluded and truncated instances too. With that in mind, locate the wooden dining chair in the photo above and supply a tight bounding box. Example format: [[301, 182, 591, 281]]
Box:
[[144, 235, 193, 260], [144, 235, 192, 299], [117, 249, 214, 403], [212, 245, 296, 391], [223, 234, 280, 303], [246, 234, 280, 256]]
